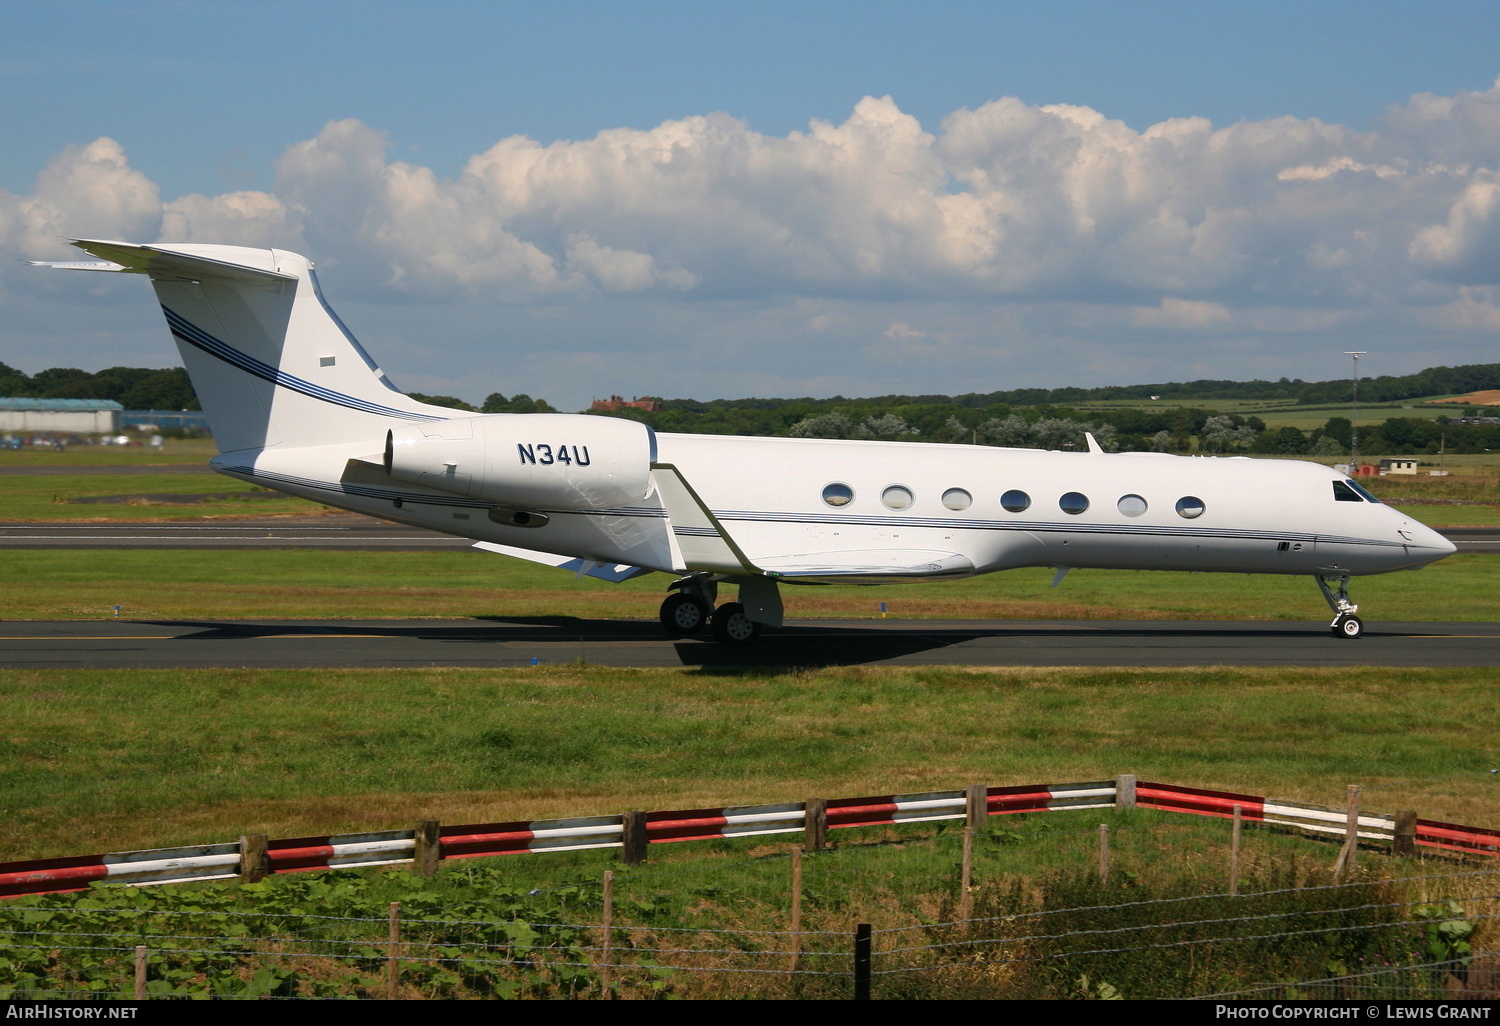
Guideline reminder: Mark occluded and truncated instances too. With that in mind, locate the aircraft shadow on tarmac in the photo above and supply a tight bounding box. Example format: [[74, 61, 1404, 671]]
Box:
[[139, 617, 1358, 671]]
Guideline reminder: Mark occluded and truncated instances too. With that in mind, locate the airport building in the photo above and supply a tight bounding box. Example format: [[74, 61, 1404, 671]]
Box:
[[0, 398, 122, 433]]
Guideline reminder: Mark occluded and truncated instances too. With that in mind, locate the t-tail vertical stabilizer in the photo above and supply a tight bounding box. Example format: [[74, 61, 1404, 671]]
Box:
[[33, 240, 447, 454]]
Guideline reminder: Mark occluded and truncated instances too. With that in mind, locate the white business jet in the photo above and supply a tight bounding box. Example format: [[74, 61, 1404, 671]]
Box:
[[35, 241, 1456, 645]]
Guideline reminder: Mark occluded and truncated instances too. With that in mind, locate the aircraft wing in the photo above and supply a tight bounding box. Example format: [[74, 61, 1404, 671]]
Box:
[[472, 541, 654, 583], [754, 548, 975, 581]]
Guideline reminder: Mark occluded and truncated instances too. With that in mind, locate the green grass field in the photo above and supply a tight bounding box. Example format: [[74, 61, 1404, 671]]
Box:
[[1, 548, 1492, 622], [0, 438, 219, 467], [0, 471, 326, 520], [3, 665, 1496, 861]]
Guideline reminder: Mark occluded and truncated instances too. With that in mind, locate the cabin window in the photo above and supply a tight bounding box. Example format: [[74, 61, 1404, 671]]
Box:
[[942, 487, 972, 511], [1059, 491, 1089, 515], [1332, 480, 1364, 502], [1117, 494, 1148, 517], [1176, 496, 1206, 519], [1001, 489, 1031, 513], [881, 484, 914, 510], [822, 483, 855, 507]]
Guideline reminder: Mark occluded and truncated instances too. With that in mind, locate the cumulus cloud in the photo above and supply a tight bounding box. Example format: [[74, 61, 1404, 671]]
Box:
[[12, 79, 1500, 399], [0, 138, 160, 259]]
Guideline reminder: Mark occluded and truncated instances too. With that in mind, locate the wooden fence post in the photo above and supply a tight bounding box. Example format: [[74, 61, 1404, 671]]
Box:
[[1334, 785, 1361, 877], [1098, 823, 1110, 883], [1229, 805, 1242, 896], [959, 826, 975, 925], [601, 870, 615, 999], [804, 798, 827, 852], [789, 850, 803, 968], [133, 945, 147, 1000], [1393, 810, 1418, 856], [965, 783, 987, 828], [238, 834, 268, 884], [385, 901, 400, 1000], [622, 811, 649, 866], [412, 820, 440, 877], [1115, 774, 1137, 809]]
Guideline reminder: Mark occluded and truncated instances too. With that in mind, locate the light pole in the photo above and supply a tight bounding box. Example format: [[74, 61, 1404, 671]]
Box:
[[1344, 351, 1366, 469]]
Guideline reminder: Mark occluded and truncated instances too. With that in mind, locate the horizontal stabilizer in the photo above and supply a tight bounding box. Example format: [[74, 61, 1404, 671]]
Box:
[[472, 541, 654, 583], [26, 259, 127, 272], [755, 548, 975, 581], [37, 239, 295, 285]]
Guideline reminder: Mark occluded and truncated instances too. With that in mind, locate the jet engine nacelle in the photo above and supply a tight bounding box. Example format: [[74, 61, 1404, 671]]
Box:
[[385, 414, 654, 510]]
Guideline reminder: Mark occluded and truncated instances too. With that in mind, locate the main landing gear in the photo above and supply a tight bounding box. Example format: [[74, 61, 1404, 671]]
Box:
[[1315, 573, 1364, 640], [658, 574, 775, 646]]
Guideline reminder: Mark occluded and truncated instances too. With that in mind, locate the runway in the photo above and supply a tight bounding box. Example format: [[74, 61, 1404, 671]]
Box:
[[0, 517, 471, 550], [2, 617, 1497, 669], [0, 518, 1494, 552]]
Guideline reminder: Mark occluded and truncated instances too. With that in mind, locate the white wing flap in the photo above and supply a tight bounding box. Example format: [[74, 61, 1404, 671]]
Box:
[[755, 548, 975, 580], [472, 541, 652, 583]]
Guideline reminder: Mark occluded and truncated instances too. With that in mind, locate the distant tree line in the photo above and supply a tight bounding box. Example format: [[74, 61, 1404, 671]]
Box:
[[0, 361, 198, 410], [9, 357, 1497, 455], [406, 392, 558, 414]]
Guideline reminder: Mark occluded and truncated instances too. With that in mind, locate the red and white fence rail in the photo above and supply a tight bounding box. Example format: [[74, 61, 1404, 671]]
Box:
[[2, 777, 1494, 899]]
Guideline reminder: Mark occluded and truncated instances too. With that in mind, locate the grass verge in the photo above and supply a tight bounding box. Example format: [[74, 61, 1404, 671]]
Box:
[[2, 548, 1494, 621], [3, 665, 1496, 861]]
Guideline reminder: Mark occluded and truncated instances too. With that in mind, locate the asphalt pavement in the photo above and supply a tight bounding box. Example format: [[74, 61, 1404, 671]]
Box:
[[1, 617, 1496, 670]]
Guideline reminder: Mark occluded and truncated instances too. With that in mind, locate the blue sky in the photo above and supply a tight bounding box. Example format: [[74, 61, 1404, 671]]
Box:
[[7, 1, 1500, 408]]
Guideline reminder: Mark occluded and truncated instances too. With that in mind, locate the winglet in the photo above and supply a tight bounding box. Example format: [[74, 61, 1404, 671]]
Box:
[[1085, 432, 1104, 454]]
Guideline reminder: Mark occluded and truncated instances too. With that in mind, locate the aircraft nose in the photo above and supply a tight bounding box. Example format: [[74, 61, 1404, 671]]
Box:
[[1403, 519, 1457, 559]]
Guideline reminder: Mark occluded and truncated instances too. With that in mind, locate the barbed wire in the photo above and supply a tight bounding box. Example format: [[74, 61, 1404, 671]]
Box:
[[872, 865, 1500, 935], [1188, 957, 1469, 1000], [880, 889, 1500, 956], [872, 909, 1500, 977]]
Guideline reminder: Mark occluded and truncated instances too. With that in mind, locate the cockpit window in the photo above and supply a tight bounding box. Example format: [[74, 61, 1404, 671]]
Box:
[[1346, 479, 1381, 504], [1332, 480, 1366, 503]]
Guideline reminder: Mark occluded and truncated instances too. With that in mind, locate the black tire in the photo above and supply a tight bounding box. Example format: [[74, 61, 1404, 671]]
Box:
[[710, 601, 762, 646], [1333, 614, 1364, 640], [660, 593, 710, 637]]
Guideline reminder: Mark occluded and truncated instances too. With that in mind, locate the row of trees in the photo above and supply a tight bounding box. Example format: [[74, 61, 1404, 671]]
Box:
[[7, 358, 1494, 456], [0, 362, 197, 410], [600, 399, 1498, 457]]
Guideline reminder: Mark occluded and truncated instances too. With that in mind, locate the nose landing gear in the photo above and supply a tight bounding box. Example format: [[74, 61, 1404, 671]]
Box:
[[1315, 574, 1364, 639]]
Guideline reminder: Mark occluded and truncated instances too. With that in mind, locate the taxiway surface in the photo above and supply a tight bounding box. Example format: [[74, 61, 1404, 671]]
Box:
[[2, 617, 1496, 669]]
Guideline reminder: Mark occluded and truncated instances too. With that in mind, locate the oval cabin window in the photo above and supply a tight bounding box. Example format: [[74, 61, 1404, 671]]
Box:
[[822, 483, 854, 507], [1001, 489, 1031, 513], [882, 485, 914, 510], [1059, 492, 1090, 515]]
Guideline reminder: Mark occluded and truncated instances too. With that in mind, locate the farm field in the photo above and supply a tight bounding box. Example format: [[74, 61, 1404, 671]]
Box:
[[3, 664, 1496, 861], [0, 548, 1493, 622]]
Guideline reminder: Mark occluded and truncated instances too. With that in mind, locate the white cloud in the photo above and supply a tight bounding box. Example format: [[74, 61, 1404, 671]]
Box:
[[0, 138, 161, 259], [13, 79, 1500, 402], [1130, 297, 1233, 329]]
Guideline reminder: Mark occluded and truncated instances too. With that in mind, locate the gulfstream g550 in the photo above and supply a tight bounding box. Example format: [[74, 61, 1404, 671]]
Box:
[[34, 240, 1456, 644]]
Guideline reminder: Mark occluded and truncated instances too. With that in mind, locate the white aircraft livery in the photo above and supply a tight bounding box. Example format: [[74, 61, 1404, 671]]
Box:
[[35, 240, 1457, 645]]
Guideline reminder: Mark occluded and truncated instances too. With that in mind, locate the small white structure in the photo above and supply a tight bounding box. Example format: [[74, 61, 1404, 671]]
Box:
[[1379, 458, 1419, 475], [0, 398, 122, 434]]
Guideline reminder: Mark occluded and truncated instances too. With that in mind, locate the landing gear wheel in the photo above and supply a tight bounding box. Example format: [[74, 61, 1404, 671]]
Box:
[[660, 593, 710, 637], [1333, 614, 1364, 640], [710, 602, 762, 646]]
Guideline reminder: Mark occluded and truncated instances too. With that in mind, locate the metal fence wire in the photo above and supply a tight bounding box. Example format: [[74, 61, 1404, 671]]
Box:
[[1, 819, 1494, 1000]]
